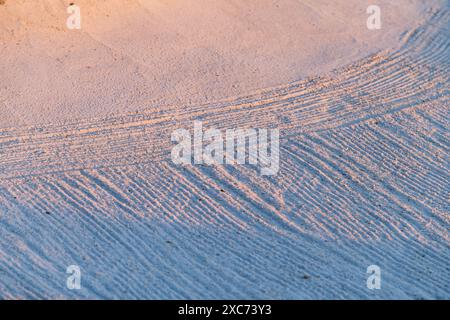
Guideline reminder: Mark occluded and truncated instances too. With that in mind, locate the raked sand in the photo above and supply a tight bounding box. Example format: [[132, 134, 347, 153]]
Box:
[[0, 0, 449, 298]]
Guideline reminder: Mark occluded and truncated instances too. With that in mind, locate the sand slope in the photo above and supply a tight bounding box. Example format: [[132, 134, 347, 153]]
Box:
[[0, 1, 449, 298]]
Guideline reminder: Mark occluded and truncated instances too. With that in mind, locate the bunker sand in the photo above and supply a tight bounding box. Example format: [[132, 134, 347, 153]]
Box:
[[0, 1, 449, 298]]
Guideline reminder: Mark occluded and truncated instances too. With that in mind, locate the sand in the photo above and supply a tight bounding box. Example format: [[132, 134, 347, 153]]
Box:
[[0, 0, 434, 127], [0, 0, 449, 299]]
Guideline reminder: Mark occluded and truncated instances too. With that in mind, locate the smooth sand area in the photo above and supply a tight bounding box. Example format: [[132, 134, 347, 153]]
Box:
[[0, 0, 434, 127]]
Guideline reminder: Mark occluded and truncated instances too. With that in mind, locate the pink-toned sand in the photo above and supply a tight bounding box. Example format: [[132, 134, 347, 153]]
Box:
[[0, 0, 430, 127]]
